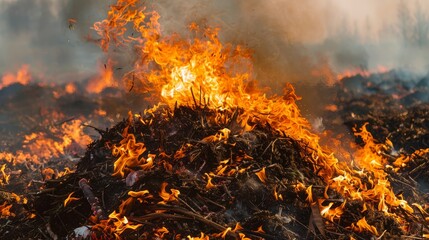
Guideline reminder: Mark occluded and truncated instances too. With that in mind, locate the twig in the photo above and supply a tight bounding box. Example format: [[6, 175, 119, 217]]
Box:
[[79, 178, 107, 220]]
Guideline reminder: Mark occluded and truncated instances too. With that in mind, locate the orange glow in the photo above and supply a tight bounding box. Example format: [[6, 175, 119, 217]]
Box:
[[86, 60, 117, 93], [351, 217, 378, 236], [336, 65, 390, 81], [0, 65, 31, 90], [255, 167, 267, 184], [159, 182, 180, 202], [0, 202, 14, 218], [22, 119, 92, 160], [42, 168, 55, 180], [64, 192, 79, 207], [65, 82, 77, 94]]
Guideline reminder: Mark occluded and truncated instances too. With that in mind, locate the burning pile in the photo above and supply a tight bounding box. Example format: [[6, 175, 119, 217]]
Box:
[[2, 0, 429, 239]]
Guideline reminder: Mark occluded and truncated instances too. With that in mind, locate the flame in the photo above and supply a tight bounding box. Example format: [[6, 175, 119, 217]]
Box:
[[0, 164, 10, 185], [205, 173, 216, 189], [273, 186, 283, 201], [0, 202, 14, 218], [0, 65, 31, 90], [111, 134, 147, 177], [159, 182, 180, 202], [86, 60, 117, 94], [256, 225, 265, 233], [213, 227, 232, 239], [92, 198, 142, 237], [351, 217, 378, 236], [22, 119, 92, 160], [187, 233, 210, 240], [64, 192, 79, 207], [393, 148, 429, 171], [306, 185, 313, 203], [154, 227, 169, 238], [319, 199, 346, 222], [128, 189, 152, 203], [255, 167, 267, 184]]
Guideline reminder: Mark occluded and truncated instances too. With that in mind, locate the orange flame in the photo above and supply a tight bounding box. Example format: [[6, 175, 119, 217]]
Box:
[[112, 134, 147, 177], [0, 65, 31, 90], [187, 233, 210, 240], [64, 192, 79, 207], [86, 60, 117, 94], [159, 182, 180, 202], [205, 173, 216, 189], [0, 202, 14, 218], [351, 217, 378, 236], [255, 167, 267, 184]]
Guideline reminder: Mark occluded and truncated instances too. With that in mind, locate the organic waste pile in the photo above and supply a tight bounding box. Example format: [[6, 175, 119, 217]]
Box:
[[0, 99, 428, 239]]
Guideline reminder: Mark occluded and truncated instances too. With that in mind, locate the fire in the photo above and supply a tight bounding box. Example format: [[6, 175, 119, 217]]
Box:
[[187, 233, 210, 240], [255, 167, 267, 184], [393, 148, 429, 170], [111, 134, 147, 177], [351, 217, 378, 236], [22, 119, 92, 159], [86, 60, 117, 94], [336, 65, 390, 81], [63, 192, 79, 207], [0, 64, 31, 90], [159, 182, 180, 202], [0, 164, 10, 185], [205, 173, 216, 189], [0, 202, 14, 218], [95, 0, 423, 236]]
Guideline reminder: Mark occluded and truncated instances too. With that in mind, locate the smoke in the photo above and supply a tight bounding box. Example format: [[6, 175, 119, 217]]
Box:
[[1, 0, 429, 87], [0, 0, 103, 82]]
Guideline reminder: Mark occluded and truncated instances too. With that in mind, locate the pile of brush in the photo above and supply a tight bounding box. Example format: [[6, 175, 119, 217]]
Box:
[[1, 102, 415, 239]]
